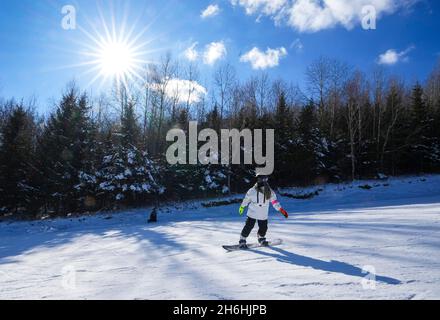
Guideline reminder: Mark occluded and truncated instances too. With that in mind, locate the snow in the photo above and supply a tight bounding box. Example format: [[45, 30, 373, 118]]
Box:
[[1, 175, 440, 300]]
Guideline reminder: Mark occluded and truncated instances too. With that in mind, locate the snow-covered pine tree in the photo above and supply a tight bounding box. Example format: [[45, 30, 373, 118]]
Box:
[[95, 101, 164, 208], [96, 144, 164, 206]]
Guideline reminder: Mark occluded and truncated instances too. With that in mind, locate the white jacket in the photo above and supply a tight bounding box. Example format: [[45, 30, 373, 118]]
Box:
[[241, 186, 282, 220]]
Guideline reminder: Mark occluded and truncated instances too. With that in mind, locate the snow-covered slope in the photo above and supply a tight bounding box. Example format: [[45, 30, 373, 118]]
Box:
[[1, 175, 440, 299]]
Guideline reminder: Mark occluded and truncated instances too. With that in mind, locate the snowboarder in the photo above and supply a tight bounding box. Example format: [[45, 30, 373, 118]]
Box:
[[238, 173, 289, 249]]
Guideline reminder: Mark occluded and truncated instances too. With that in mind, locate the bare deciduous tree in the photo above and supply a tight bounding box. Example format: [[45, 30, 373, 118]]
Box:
[[214, 63, 236, 122]]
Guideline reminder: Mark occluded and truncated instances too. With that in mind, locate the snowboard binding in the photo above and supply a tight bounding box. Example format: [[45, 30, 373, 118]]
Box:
[[258, 237, 269, 247]]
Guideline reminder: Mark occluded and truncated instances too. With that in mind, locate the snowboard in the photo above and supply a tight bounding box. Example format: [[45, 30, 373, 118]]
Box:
[[223, 239, 283, 252]]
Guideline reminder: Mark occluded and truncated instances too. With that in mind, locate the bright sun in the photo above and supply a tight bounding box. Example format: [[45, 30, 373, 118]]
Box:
[[98, 40, 135, 78], [74, 8, 156, 91]]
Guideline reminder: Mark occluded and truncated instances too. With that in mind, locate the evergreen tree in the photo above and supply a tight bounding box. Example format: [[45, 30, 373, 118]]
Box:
[[273, 92, 295, 186], [409, 83, 436, 171], [293, 101, 327, 185], [95, 100, 164, 207], [96, 144, 164, 206], [36, 89, 96, 215], [121, 101, 140, 147], [0, 105, 38, 215]]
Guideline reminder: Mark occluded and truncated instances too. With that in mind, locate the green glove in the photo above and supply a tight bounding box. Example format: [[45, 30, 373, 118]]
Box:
[[239, 206, 245, 216]]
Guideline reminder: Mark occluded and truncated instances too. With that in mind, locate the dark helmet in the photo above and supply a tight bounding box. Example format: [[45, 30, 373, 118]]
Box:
[[256, 172, 269, 183]]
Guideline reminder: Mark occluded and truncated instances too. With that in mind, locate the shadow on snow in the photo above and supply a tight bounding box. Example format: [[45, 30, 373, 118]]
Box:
[[249, 246, 401, 285]]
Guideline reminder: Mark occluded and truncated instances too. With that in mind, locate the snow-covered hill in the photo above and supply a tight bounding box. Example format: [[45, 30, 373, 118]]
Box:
[[1, 175, 440, 299]]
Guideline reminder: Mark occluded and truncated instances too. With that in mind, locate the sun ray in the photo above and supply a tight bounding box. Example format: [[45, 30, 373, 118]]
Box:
[[71, 5, 161, 91], [54, 1, 174, 93]]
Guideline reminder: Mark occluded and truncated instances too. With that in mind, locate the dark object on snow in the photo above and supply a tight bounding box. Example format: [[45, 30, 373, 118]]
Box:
[[359, 184, 373, 190], [148, 208, 158, 223]]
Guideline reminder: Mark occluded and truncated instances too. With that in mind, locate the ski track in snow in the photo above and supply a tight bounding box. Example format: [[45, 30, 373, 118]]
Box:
[[1, 175, 440, 299]]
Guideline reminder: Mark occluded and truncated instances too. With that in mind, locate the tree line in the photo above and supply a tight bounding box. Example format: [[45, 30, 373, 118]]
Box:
[[1, 56, 440, 218]]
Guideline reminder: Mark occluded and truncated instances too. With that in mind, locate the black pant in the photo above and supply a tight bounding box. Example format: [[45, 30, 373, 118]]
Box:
[[241, 218, 268, 238]]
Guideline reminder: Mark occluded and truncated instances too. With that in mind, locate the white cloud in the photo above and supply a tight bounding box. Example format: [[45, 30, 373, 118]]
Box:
[[184, 42, 199, 61], [230, 0, 419, 33], [183, 41, 227, 65], [167, 79, 208, 104], [378, 46, 414, 65], [378, 49, 400, 65], [231, 0, 287, 15], [201, 4, 221, 19], [240, 47, 288, 70], [203, 41, 227, 65], [149, 78, 207, 104]]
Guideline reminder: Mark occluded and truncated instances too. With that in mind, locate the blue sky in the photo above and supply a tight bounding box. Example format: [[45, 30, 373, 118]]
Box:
[[0, 0, 439, 112]]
